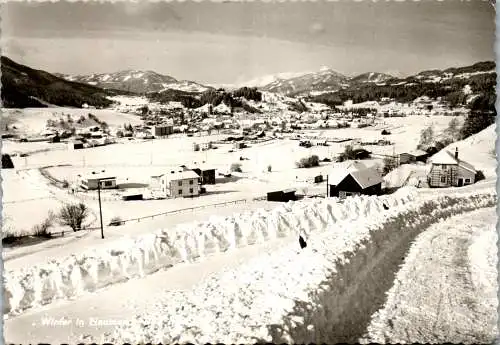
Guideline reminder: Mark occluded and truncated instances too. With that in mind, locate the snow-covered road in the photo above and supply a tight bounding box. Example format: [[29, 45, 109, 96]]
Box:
[[4, 188, 497, 344], [364, 207, 498, 344]]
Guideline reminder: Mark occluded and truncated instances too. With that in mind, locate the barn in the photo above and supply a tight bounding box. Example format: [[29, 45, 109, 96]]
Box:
[[267, 188, 297, 202], [399, 149, 429, 164], [2, 154, 14, 169], [328, 163, 383, 198], [68, 140, 84, 150], [192, 167, 216, 185]]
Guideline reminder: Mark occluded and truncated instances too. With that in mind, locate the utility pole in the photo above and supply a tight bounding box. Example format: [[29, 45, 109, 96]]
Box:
[[326, 174, 329, 198], [97, 180, 104, 239]]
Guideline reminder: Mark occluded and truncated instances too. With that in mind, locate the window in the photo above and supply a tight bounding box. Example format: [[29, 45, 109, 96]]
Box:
[[440, 176, 446, 183], [441, 165, 447, 170], [104, 181, 113, 187], [178, 181, 182, 186], [178, 189, 183, 195], [189, 179, 194, 185], [465, 178, 471, 184], [189, 188, 193, 193]]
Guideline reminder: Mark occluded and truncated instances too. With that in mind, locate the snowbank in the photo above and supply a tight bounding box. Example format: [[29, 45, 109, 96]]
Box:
[[103, 190, 496, 343], [3, 188, 416, 317]]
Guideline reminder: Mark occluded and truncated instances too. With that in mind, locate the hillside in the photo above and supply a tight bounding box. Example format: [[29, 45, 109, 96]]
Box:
[[350, 72, 393, 85], [60, 70, 213, 94], [1, 56, 118, 109], [307, 61, 496, 113], [261, 67, 349, 96]]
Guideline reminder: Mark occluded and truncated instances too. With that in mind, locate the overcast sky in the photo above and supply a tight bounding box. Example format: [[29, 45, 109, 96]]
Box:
[[1, 0, 495, 85]]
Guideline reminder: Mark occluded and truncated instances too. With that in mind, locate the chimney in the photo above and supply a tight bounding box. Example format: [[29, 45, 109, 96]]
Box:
[[454, 147, 459, 160]]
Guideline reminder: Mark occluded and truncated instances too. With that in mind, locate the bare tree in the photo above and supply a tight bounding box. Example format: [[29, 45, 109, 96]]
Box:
[[58, 203, 89, 232]]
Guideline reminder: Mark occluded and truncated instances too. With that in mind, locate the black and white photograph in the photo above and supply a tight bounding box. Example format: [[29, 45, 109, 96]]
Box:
[[1, 0, 497, 343]]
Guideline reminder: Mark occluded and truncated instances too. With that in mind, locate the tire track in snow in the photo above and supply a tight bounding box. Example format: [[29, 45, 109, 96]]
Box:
[[364, 207, 498, 344]]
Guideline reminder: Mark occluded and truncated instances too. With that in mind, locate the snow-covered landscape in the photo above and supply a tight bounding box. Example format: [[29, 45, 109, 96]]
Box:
[[1, 1, 498, 343]]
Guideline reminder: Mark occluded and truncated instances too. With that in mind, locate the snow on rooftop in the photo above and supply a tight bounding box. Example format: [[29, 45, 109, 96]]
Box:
[[430, 150, 459, 165], [163, 170, 200, 180]]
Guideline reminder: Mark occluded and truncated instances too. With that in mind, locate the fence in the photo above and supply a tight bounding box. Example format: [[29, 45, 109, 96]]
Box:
[[3, 195, 268, 242]]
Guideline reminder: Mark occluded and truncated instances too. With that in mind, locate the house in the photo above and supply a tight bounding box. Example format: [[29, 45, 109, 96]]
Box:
[[68, 140, 85, 150], [159, 170, 201, 198], [200, 142, 212, 151], [267, 189, 297, 202], [428, 148, 476, 188], [327, 162, 383, 198], [399, 149, 429, 164], [80, 172, 117, 190]]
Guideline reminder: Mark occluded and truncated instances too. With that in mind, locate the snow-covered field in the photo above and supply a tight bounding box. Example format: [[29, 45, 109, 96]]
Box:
[[2, 170, 65, 236], [302, 115, 462, 154], [2, 108, 142, 136]]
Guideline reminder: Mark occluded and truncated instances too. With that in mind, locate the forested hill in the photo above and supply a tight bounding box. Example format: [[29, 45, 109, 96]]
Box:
[[307, 61, 496, 113], [1, 56, 123, 108]]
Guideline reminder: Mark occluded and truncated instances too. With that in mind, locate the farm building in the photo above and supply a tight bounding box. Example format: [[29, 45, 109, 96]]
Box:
[[427, 148, 476, 188], [267, 189, 297, 202], [2, 154, 14, 169], [68, 140, 84, 150], [79, 172, 117, 190], [151, 124, 173, 137], [327, 163, 382, 198], [399, 149, 429, 164], [189, 165, 216, 185], [159, 170, 201, 198]]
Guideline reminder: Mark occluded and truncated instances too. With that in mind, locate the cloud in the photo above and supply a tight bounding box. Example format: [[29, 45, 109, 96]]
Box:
[[309, 22, 325, 35], [1, 39, 37, 58]]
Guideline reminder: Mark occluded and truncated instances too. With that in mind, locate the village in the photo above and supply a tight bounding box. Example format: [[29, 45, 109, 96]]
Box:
[[1, 94, 485, 241]]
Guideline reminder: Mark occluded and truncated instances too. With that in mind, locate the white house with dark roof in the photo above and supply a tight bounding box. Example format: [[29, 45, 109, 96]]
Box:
[[428, 147, 476, 187], [79, 171, 117, 190], [158, 170, 201, 198]]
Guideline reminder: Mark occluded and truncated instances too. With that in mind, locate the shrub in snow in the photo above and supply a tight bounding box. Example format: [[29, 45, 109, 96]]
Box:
[[32, 212, 55, 239], [230, 163, 243, 172], [109, 217, 124, 227], [58, 203, 89, 232], [475, 170, 486, 182], [296, 155, 320, 168]]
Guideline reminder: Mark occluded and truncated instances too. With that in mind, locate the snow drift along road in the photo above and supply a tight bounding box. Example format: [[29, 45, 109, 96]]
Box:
[[364, 207, 498, 344], [104, 190, 496, 343], [4, 188, 415, 317]]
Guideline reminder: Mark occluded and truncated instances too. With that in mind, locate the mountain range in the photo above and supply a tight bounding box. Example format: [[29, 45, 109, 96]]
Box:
[[58, 67, 395, 97], [55, 70, 212, 94], [1, 56, 496, 113]]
